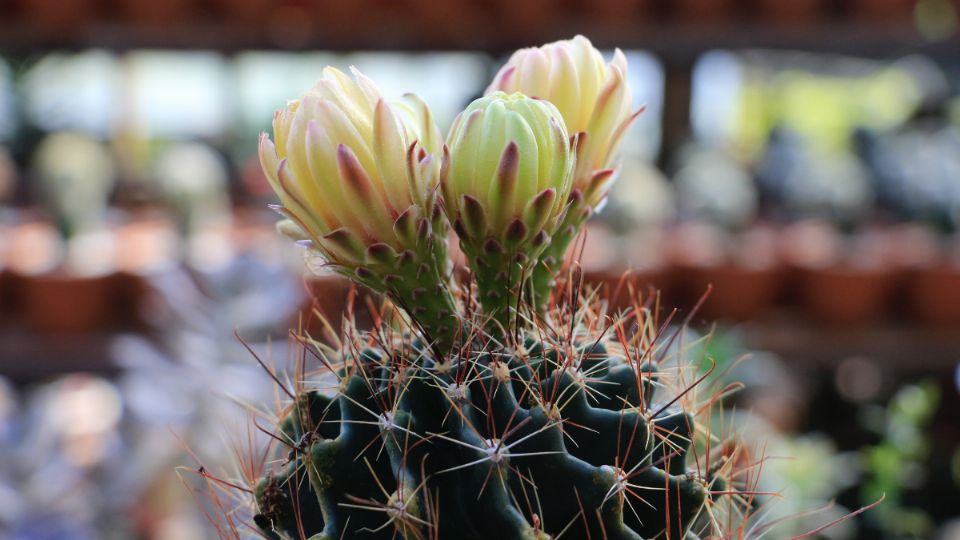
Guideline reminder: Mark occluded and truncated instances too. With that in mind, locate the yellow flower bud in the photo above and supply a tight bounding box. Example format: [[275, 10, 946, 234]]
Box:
[[260, 66, 443, 266], [487, 35, 640, 208], [260, 66, 457, 351], [442, 91, 574, 327], [488, 36, 641, 312], [443, 91, 573, 248]]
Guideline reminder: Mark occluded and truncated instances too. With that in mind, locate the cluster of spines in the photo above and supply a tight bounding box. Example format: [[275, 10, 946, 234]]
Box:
[[244, 289, 753, 540]]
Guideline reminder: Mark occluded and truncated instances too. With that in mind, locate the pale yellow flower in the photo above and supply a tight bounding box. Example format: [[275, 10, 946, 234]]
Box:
[[260, 66, 460, 349], [259, 66, 442, 267], [487, 35, 640, 207]]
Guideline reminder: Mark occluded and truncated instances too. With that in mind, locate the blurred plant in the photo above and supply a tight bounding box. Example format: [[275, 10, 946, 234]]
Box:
[[152, 141, 232, 260], [731, 416, 860, 540], [0, 237, 303, 539], [598, 157, 674, 235], [755, 124, 883, 274], [785, 149, 873, 232], [31, 132, 115, 243], [856, 103, 960, 237], [673, 145, 758, 232], [732, 53, 922, 158], [858, 381, 940, 539], [0, 374, 127, 540]]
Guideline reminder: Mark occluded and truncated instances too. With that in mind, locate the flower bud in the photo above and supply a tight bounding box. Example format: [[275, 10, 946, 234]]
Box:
[[443, 92, 572, 245], [260, 67, 442, 262], [260, 66, 457, 352], [442, 91, 574, 327], [487, 36, 641, 311], [487, 35, 640, 209]]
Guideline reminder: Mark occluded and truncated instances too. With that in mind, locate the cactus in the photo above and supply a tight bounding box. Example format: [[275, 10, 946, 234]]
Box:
[[248, 290, 744, 540], [32, 132, 115, 241], [226, 37, 764, 540]]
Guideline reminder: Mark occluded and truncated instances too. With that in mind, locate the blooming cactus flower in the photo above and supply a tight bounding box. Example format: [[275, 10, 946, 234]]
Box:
[[259, 66, 458, 352], [486, 36, 640, 311], [486, 35, 640, 209], [259, 66, 442, 264], [442, 91, 574, 326]]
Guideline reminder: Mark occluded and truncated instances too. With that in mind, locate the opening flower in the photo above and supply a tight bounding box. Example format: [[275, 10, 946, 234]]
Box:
[[259, 66, 457, 351], [487, 35, 640, 207]]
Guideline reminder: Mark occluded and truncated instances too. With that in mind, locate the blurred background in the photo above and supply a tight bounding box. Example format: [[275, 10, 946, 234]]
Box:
[[0, 1, 959, 539]]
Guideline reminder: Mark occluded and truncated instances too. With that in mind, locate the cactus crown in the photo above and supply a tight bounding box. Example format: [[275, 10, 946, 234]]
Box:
[[214, 36, 774, 540]]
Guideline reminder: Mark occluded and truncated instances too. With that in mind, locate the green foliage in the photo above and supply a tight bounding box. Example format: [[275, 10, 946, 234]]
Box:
[[860, 381, 940, 539]]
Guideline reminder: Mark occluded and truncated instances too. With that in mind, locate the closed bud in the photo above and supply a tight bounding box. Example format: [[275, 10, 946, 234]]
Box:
[[442, 91, 574, 328], [443, 92, 573, 246], [487, 36, 641, 311]]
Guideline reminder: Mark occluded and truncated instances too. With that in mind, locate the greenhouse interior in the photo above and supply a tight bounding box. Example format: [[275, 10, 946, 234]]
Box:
[[0, 1, 959, 539]]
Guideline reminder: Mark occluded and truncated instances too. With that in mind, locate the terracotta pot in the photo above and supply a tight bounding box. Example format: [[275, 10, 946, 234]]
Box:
[[777, 220, 841, 307], [584, 267, 669, 313], [2, 220, 49, 323], [675, 0, 734, 24], [298, 273, 378, 339], [757, 0, 823, 27], [5, 219, 61, 276], [22, 270, 121, 333], [20, 0, 97, 35], [797, 265, 896, 326], [113, 271, 149, 328], [111, 216, 178, 327], [908, 264, 960, 326], [0, 270, 15, 322], [851, 0, 916, 23], [665, 221, 785, 319], [114, 216, 177, 273], [678, 262, 783, 321]]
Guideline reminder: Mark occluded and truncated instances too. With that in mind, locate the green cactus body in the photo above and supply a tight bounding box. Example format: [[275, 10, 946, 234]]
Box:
[[252, 324, 717, 540]]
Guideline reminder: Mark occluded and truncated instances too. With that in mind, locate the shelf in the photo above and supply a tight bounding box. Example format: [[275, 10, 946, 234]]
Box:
[[0, 19, 955, 62], [0, 330, 124, 385], [740, 314, 960, 372]]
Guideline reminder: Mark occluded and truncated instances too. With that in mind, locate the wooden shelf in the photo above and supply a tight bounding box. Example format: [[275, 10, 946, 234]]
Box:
[[739, 313, 960, 372], [0, 330, 124, 385], [0, 18, 955, 63]]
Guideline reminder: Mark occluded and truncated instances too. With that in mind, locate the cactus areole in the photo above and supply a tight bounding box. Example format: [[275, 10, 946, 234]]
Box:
[[250, 36, 743, 540]]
